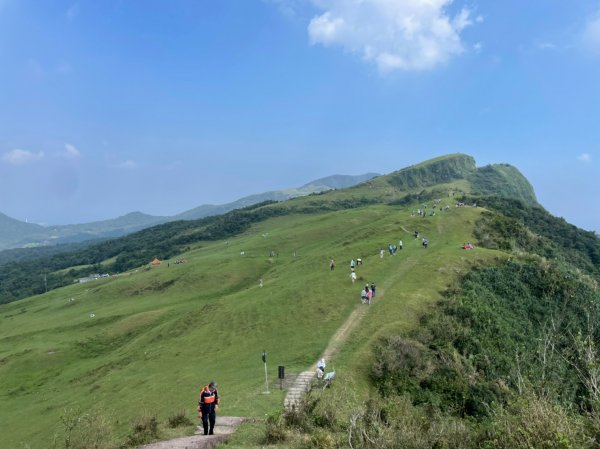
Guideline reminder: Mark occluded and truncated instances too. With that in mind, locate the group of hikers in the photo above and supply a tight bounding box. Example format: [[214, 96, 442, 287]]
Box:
[[360, 282, 376, 304]]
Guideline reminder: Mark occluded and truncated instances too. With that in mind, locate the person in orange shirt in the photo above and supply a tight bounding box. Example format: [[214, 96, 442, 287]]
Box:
[[198, 381, 220, 435]]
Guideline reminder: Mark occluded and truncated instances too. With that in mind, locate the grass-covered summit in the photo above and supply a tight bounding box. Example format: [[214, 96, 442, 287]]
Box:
[[384, 153, 537, 203], [2, 153, 597, 449]]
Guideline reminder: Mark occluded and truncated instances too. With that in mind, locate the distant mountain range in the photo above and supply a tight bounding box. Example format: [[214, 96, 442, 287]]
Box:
[[0, 173, 379, 250]]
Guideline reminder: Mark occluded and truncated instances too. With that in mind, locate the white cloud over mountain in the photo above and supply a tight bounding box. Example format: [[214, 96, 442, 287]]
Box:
[[308, 0, 477, 72]]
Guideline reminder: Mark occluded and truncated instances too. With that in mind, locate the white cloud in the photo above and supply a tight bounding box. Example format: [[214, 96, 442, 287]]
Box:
[[582, 11, 600, 54], [264, 0, 303, 18], [2, 149, 44, 165], [307, 0, 478, 72], [63, 143, 81, 158], [118, 160, 137, 169], [578, 153, 592, 162]]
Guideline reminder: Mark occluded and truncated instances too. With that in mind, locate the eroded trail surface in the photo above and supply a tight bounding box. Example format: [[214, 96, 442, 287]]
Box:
[[138, 417, 249, 449]]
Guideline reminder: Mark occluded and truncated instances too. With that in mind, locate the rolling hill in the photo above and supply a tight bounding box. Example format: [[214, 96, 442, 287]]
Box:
[[1, 153, 599, 449], [0, 173, 379, 251]]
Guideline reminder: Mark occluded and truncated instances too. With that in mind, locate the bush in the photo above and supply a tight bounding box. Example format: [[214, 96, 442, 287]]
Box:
[[482, 394, 592, 449], [167, 410, 193, 428], [54, 408, 115, 449], [124, 415, 159, 447], [347, 396, 476, 449], [307, 429, 336, 449], [264, 410, 287, 444]]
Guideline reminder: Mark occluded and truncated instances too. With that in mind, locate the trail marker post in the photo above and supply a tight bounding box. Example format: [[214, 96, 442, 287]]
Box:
[[278, 366, 285, 390], [262, 350, 270, 394]]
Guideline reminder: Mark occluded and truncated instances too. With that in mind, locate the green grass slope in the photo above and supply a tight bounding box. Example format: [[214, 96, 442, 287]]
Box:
[[0, 200, 491, 448], [0, 154, 535, 306], [0, 154, 552, 448]]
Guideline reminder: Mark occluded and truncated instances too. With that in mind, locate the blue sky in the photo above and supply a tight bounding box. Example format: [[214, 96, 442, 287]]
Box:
[[0, 0, 599, 232]]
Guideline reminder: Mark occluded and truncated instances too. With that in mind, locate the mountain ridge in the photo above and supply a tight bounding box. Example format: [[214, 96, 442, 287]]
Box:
[[0, 172, 380, 250], [0, 154, 546, 304], [2, 153, 599, 449]]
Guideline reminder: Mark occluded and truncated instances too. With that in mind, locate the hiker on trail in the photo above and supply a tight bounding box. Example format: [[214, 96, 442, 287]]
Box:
[[351, 271, 357, 283], [198, 381, 220, 435], [360, 287, 368, 304], [317, 358, 326, 372], [316, 358, 326, 380], [330, 258, 335, 271], [380, 248, 385, 259], [350, 259, 356, 269], [367, 285, 373, 304], [370, 282, 376, 298], [399, 240, 403, 250], [357, 258, 362, 265]]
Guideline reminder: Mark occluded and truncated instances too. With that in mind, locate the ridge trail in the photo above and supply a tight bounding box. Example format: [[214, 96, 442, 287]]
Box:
[[284, 249, 421, 410]]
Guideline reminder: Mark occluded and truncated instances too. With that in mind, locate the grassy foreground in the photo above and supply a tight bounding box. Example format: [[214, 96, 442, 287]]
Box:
[[0, 203, 490, 448]]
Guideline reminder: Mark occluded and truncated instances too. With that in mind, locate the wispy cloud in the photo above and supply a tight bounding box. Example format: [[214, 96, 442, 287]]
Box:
[[118, 160, 137, 169], [63, 143, 81, 159], [538, 42, 558, 50], [66, 3, 79, 22], [2, 149, 45, 165], [578, 153, 592, 162], [582, 9, 600, 54], [56, 62, 72, 74], [264, 0, 303, 18], [166, 161, 183, 170], [25, 58, 45, 81], [307, 0, 479, 72]]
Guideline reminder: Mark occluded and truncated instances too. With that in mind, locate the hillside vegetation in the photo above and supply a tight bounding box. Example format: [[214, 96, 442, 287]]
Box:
[[0, 154, 534, 305], [0, 174, 378, 251], [2, 154, 599, 449]]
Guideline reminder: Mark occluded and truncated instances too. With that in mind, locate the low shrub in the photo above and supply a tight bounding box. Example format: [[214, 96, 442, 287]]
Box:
[[124, 415, 159, 447], [482, 394, 592, 449], [167, 410, 193, 428], [264, 410, 287, 444], [54, 408, 115, 449]]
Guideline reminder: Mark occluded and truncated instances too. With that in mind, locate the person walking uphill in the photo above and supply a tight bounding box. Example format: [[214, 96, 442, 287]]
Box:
[[198, 381, 220, 435]]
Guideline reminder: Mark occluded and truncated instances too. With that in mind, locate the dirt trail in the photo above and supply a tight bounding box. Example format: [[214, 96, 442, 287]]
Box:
[[137, 417, 250, 449], [284, 248, 422, 410]]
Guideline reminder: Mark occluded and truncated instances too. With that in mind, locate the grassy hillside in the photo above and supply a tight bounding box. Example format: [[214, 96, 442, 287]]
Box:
[[2, 154, 589, 449], [0, 199, 487, 448]]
